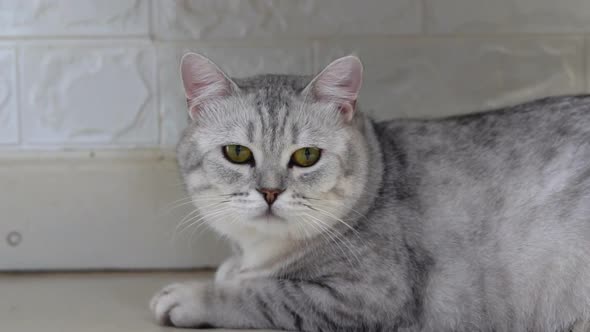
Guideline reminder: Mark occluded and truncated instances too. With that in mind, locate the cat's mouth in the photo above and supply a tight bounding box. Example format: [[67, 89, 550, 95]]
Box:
[[256, 207, 286, 222]]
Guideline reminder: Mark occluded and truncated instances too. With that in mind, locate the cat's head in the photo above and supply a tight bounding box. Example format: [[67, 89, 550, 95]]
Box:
[[177, 53, 373, 241]]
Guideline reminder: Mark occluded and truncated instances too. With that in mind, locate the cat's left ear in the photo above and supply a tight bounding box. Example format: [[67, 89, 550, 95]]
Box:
[[305, 55, 363, 122]]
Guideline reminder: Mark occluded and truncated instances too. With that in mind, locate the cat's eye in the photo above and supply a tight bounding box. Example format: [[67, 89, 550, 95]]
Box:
[[223, 145, 253, 164], [290, 147, 321, 167]]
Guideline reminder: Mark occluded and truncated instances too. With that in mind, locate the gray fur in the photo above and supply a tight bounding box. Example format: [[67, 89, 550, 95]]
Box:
[[156, 67, 590, 331]]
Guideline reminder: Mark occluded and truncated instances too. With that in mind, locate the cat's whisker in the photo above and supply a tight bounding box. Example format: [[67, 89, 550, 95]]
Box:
[[172, 207, 199, 243], [305, 204, 360, 236], [299, 214, 341, 255], [301, 213, 361, 268], [177, 200, 227, 220], [189, 194, 234, 200], [161, 197, 196, 212], [162, 200, 202, 214], [162, 195, 230, 213], [177, 205, 230, 235], [166, 195, 194, 205], [294, 216, 312, 243], [177, 205, 228, 232], [305, 211, 364, 262], [304, 186, 374, 200], [301, 212, 362, 266], [175, 201, 228, 233], [306, 200, 370, 223], [301, 194, 371, 219], [196, 212, 235, 249], [183, 214, 225, 249], [298, 215, 340, 257], [188, 210, 232, 241]]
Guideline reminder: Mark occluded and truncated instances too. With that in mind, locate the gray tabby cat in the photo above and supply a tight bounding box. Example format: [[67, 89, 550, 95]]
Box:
[[150, 53, 590, 332]]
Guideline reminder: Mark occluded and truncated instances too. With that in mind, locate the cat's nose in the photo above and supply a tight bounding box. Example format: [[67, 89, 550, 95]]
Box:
[[256, 188, 284, 205]]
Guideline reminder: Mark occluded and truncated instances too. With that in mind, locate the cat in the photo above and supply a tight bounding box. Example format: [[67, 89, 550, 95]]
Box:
[[150, 52, 590, 332]]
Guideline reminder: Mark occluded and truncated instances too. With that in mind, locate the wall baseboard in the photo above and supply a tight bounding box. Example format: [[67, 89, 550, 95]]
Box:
[[0, 150, 230, 270]]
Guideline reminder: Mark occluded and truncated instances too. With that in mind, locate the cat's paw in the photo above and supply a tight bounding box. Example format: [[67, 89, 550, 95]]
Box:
[[150, 282, 209, 327]]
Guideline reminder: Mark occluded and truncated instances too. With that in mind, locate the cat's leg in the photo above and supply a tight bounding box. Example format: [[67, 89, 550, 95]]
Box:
[[213, 255, 240, 283], [150, 277, 392, 331]]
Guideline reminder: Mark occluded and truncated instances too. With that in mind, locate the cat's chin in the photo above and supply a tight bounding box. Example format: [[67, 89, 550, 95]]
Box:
[[252, 209, 287, 222], [209, 212, 315, 242]]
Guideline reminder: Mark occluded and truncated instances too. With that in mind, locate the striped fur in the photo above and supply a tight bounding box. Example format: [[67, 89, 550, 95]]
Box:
[[152, 54, 590, 332]]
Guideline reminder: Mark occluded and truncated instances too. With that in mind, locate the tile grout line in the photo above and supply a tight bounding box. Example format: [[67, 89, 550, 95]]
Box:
[[420, 0, 428, 35], [148, 0, 163, 146], [148, 0, 155, 41], [14, 44, 22, 147]]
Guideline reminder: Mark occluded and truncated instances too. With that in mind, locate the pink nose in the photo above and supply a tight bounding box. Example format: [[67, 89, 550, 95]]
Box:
[[256, 188, 284, 205]]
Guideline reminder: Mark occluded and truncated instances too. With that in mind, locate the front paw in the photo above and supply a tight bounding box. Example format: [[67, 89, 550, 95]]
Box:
[[150, 282, 209, 327]]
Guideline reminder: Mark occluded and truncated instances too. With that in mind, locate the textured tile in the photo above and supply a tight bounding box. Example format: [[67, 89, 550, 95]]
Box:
[[158, 43, 314, 146], [0, 0, 148, 36], [425, 0, 590, 34], [0, 47, 17, 144], [154, 0, 421, 40], [20, 43, 158, 146], [316, 37, 585, 121]]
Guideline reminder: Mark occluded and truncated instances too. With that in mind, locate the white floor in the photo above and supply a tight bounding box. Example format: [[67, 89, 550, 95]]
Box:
[[0, 271, 272, 332]]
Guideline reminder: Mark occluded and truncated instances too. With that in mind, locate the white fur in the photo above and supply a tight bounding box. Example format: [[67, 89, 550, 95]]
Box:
[[150, 281, 208, 327]]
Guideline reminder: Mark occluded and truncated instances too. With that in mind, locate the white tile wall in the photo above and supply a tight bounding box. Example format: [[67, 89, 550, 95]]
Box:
[[154, 0, 421, 40], [0, 0, 148, 36], [1, 0, 590, 149], [316, 37, 586, 120], [425, 0, 590, 34], [20, 42, 157, 146], [0, 46, 17, 144]]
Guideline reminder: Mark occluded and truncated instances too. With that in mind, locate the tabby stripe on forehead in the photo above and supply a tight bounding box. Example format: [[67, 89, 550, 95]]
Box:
[[270, 106, 279, 130], [255, 99, 267, 134], [269, 108, 281, 144], [278, 104, 289, 139], [291, 123, 299, 144], [247, 121, 255, 142]]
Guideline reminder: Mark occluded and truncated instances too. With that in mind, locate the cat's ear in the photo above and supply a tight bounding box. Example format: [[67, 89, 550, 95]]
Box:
[[180, 52, 237, 120], [305, 55, 363, 122]]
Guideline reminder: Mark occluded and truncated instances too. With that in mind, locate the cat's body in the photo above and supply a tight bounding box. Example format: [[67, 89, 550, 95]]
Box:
[[151, 54, 590, 332], [369, 96, 590, 331]]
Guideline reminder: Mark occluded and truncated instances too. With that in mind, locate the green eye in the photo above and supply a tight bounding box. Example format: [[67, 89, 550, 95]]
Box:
[[223, 145, 253, 164], [291, 147, 321, 167]]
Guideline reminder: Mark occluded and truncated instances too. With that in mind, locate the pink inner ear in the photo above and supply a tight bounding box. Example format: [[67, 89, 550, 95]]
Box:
[[180, 53, 232, 119], [337, 103, 354, 122], [183, 69, 229, 100], [312, 56, 363, 121]]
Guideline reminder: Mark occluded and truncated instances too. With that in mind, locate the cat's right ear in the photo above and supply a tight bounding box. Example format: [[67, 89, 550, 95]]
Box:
[[180, 53, 237, 120]]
